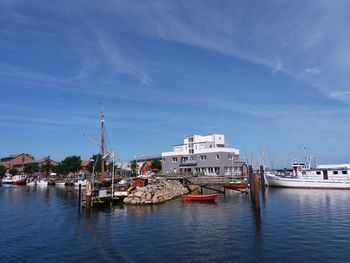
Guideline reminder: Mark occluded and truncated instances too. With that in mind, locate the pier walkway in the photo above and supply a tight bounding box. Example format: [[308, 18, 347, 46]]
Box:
[[159, 173, 248, 186]]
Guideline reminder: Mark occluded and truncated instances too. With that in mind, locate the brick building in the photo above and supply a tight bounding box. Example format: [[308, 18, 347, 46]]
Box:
[[0, 153, 34, 171]]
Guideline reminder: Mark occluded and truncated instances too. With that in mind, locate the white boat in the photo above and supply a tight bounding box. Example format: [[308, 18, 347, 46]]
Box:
[[2, 174, 13, 184], [55, 181, 66, 187], [36, 179, 49, 186], [74, 179, 87, 187], [265, 162, 350, 189], [27, 181, 36, 186]]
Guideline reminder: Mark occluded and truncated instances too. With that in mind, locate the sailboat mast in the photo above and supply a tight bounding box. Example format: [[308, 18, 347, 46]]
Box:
[[101, 111, 105, 179]]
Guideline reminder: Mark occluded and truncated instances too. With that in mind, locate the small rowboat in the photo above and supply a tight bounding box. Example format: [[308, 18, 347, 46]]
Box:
[[183, 194, 218, 202], [224, 182, 248, 190]]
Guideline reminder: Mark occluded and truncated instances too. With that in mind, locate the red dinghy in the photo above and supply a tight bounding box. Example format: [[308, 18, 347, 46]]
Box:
[[183, 194, 218, 202], [224, 182, 248, 190]]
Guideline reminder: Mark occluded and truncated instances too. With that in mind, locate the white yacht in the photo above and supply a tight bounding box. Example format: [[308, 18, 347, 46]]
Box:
[[265, 162, 350, 189]]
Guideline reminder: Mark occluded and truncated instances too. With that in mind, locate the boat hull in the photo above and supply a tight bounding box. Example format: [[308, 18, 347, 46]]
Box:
[[2, 180, 13, 184], [12, 180, 26, 185], [224, 183, 248, 190], [183, 194, 218, 201], [266, 175, 350, 189]]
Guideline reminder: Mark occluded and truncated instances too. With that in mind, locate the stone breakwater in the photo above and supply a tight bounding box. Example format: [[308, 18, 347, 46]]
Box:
[[124, 180, 189, 205]]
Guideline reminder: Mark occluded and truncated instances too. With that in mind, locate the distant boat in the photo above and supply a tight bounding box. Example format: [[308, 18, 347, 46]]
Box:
[[265, 162, 350, 189], [74, 179, 87, 187], [55, 181, 66, 187], [2, 174, 13, 184], [36, 179, 49, 186], [12, 175, 27, 185], [224, 182, 248, 190], [183, 194, 218, 202], [27, 181, 36, 186]]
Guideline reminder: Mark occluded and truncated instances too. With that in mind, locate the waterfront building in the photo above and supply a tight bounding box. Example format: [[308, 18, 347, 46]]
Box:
[[130, 155, 161, 176], [0, 153, 34, 172], [161, 134, 245, 176]]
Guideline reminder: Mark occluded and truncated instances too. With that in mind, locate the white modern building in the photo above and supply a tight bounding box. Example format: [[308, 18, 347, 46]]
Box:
[[161, 134, 245, 176]]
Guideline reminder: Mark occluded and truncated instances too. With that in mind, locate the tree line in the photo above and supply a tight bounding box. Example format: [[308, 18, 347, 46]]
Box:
[[0, 155, 162, 177]]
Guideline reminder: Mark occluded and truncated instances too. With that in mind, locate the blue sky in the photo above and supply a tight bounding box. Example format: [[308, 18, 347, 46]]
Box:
[[1, 0, 350, 167]]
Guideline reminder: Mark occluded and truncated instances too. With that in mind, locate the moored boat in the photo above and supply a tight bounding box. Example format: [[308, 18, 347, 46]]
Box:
[[74, 179, 87, 187], [265, 162, 350, 189], [55, 181, 66, 187], [224, 182, 248, 190], [2, 174, 13, 184], [12, 175, 27, 185], [36, 179, 49, 186], [27, 181, 36, 186], [183, 194, 218, 202]]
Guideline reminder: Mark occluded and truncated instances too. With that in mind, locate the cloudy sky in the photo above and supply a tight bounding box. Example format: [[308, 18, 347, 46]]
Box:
[[1, 0, 350, 167]]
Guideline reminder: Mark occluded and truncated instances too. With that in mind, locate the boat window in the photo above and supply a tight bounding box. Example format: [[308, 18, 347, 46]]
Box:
[[333, 171, 338, 175], [316, 171, 321, 175], [342, 171, 347, 175]]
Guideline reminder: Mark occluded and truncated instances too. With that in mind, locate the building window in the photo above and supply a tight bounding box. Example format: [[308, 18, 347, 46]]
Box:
[[181, 157, 188, 162], [163, 158, 166, 162], [189, 149, 194, 154], [216, 154, 219, 160], [200, 155, 207, 161], [172, 157, 178, 162], [316, 171, 321, 175], [228, 154, 233, 160], [333, 171, 338, 175], [342, 170, 347, 175]]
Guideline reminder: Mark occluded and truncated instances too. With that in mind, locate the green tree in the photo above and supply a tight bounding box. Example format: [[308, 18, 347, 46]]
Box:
[[40, 159, 51, 176], [130, 160, 138, 176], [23, 163, 39, 174], [60, 155, 82, 175], [52, 163, 64, 175], [0, 165, 6, 177], [9, 168, 18, 176], [150, 159, 162, 174]]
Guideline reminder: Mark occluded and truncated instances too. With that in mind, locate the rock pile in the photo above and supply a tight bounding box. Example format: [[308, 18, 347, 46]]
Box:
[[124, 179, 188, 205]]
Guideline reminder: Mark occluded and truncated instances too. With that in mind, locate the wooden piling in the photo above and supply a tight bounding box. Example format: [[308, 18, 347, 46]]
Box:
[[253, 176, 260, 209], [249, 165, 260, 209], [78, 184, 81, 211], [85, 180, 92, 209], [260, 165, 265, 188]]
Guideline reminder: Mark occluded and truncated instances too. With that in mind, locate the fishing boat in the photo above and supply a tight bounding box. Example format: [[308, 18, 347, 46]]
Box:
[[183, 194, 218, 202], [265, 162, 350, 189], [12, 175, 27, 185]]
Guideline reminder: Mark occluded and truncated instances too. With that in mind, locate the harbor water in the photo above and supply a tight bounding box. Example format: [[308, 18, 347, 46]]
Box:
[[1, 185, 350, 262]]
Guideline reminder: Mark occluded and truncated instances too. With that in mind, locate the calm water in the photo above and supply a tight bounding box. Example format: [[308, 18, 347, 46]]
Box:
[[1, 185, 350, 263]]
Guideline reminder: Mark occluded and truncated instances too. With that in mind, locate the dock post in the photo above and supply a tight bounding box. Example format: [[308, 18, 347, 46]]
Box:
[[78, 184, 81, 211], [253, 176, 260, 209], [249, 165, 260, 210], [260, 165, 265, 188], [249, 165, 254, 200], [86, 180, 92, 209]]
